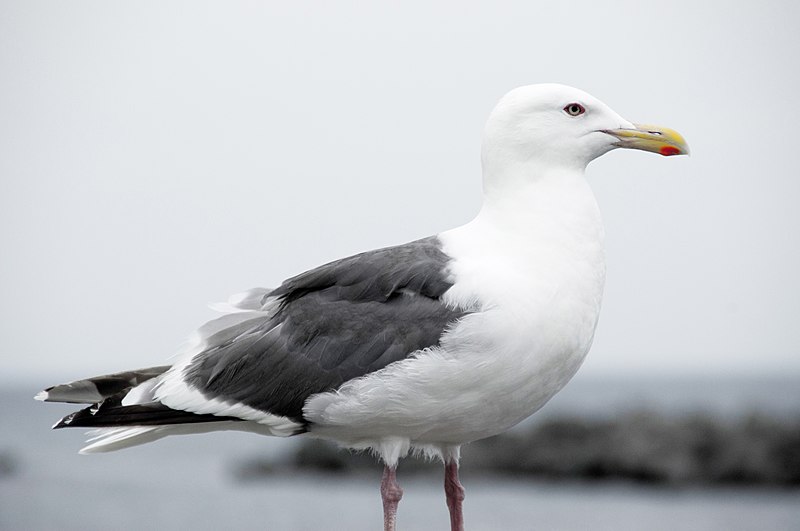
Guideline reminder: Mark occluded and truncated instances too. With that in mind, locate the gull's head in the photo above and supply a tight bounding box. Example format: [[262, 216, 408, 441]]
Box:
[[482, 83, 689, 179]]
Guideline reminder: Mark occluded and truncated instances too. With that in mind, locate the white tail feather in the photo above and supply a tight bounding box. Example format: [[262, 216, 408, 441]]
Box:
[[80, 427, 163, 454], [78, 421, 283, 454]]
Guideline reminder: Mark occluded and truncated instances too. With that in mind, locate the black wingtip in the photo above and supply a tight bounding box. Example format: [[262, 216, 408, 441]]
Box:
[[52, 408, 90, 429], [52, 417, 71, 429], [52, 397, 244, 429]]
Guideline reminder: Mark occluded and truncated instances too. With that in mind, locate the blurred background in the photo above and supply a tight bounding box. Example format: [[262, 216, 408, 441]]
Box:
[[1, 1, 798, 529]]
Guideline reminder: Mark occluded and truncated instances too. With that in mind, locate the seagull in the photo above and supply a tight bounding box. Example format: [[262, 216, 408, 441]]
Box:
[[37, 84, 688, 531]]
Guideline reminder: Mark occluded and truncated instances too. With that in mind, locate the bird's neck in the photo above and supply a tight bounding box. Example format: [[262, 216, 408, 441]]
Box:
[[441, 163, 605, 295], [441, 162, 606, 329], [477, 164, 601, 240]]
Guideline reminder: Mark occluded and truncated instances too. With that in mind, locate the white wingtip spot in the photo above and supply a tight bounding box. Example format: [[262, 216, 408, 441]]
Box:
[[34, 391, 49, 402]]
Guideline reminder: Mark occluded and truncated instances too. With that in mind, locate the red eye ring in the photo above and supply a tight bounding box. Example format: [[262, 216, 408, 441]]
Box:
[[564, 103, 586, 116]]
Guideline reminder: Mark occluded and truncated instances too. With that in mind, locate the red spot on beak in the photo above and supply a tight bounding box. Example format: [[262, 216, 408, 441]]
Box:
[[660, 146, 681, 156]]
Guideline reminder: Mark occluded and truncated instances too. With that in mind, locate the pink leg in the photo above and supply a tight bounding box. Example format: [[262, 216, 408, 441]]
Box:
[[381, 465, 403, 531], [444, 460, 466, 531]]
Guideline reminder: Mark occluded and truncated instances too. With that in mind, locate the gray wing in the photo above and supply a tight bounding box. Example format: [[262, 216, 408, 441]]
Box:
[[183, 236, 468, 423]]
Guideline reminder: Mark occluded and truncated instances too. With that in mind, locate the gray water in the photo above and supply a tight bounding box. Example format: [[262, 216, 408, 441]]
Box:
[[2, 376, 799, 530]]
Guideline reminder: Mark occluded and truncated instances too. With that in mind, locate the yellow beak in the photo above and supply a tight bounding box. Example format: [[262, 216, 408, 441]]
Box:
[[604, 124, 690, 156]]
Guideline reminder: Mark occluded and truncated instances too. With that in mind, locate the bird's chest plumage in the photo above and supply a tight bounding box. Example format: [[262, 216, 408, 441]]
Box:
[[440, 260, 603, 439], [429, 185, 606, 440]]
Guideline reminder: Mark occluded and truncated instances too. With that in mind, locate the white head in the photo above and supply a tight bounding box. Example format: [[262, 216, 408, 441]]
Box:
[[481, 84, 688, 186]]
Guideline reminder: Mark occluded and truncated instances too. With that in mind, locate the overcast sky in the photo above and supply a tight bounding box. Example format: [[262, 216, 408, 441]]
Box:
[[1, 1, 798, 383]]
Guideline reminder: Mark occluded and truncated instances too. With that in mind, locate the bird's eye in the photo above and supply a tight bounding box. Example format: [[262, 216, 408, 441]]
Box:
[[564, 103, 586, 116]]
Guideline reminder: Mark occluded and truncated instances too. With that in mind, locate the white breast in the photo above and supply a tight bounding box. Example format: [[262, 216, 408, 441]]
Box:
[[435, 172, 605, 439]]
